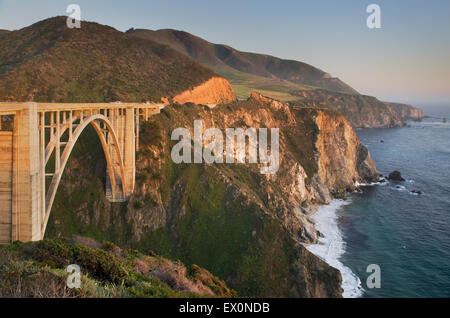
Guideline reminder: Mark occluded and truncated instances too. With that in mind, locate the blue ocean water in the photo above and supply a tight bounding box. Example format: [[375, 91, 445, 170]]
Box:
[[337, 107, 450, 298]]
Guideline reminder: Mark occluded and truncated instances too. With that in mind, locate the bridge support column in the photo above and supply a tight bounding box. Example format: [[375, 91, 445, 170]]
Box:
[[12, 103, 43, 242], [0, 130, 13, 244], [123, 107, 135, 198]]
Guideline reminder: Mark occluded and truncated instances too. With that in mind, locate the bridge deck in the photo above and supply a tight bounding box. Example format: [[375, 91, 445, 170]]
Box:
[[0, 102, 166, 115]]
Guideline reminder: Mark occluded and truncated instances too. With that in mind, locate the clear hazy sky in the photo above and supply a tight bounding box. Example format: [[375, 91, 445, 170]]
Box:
[[0, 0, 449, 105]]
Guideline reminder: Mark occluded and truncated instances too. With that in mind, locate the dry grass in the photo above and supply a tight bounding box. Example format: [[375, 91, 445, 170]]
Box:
[[0, 258, 74, 298]]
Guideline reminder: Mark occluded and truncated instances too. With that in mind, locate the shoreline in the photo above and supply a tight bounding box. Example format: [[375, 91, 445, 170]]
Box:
[[306, 199, 364, 298]]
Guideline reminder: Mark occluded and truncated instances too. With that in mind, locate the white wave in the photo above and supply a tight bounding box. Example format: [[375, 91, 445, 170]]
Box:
[[355, 178, 388, 187], [307, 200, 364, 298], [391, 185, 407, 191]]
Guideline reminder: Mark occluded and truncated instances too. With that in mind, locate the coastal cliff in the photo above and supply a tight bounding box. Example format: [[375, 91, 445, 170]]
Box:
[[292, 89, 424, 128], [314, 110, 378, 198], [46, 92, 378, 297], [386, 102, 424, 121]]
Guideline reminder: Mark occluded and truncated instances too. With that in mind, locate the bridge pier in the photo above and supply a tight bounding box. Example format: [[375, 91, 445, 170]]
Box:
[[123, 107, 135, 198], [11, 103, 43, 242], [0, 129, 13, 243]]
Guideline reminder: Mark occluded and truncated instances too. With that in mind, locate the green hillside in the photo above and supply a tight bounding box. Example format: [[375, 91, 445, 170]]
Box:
[[127, 28, 358, 100]]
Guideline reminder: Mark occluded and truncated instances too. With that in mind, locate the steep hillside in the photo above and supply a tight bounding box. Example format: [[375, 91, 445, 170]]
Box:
[[46, 93, 378, 297], [127, 28, 358, 97], [0, 17, 231, 103]]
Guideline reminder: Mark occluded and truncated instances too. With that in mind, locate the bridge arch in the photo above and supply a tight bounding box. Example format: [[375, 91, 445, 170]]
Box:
[[42, 113, 126, 235]]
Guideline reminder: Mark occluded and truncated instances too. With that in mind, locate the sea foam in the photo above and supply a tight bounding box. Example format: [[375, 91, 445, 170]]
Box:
[[355, 177, 388, 187], [306, 199, 364, 298]]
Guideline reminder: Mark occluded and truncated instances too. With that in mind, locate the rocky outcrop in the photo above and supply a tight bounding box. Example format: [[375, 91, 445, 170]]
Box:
[[172, 77, 236, 105], [387, 170, 405, 181]]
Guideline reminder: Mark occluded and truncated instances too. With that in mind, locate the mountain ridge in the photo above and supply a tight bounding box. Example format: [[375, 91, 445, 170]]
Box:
[[126, 28, 359, 96]]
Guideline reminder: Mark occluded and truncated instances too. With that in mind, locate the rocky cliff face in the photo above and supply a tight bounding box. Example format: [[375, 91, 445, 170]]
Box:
[[46, 93, 378, 297], [386, 102, 424, 121], [171, 76, 236, 105], [292, 89, 423, 128], [314, 110, 378, 199]]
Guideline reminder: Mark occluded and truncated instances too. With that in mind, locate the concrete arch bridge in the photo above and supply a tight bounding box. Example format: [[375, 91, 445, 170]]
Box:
[[0, 102, 164, 243]]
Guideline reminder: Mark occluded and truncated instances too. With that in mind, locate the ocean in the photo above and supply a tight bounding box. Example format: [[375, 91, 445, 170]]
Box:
[[307, 104, 450, 298]]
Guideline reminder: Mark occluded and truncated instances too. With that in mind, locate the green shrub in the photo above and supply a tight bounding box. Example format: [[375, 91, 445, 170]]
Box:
[[27, 239, 131, 285]]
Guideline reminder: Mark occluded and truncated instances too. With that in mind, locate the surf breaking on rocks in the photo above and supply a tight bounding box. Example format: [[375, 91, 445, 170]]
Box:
[[306, 200, 364, 298]]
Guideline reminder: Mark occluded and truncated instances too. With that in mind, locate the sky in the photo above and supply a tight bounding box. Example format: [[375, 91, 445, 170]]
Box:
[[0, 0, 449, 106]]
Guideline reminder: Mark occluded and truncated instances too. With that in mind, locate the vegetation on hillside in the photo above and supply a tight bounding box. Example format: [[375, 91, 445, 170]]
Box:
[[127, 28, 359, 99], [0, 17, 216, 102], [0, 238, 235, 298], [0, 30, 10, 39]]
